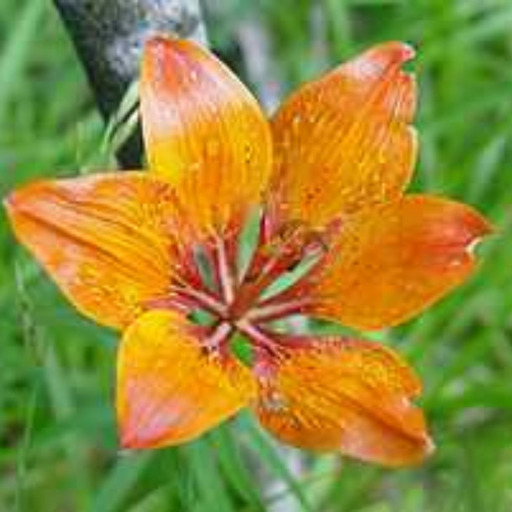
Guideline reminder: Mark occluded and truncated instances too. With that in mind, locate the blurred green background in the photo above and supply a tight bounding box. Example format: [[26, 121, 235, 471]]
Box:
[[1, 0, 512, 511]]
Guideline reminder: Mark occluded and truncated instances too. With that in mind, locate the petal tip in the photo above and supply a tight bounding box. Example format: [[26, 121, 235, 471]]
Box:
[[3, 192, 15, 213], [143, 36, 182, 70], [406, 433, 436, 467], [3, 181, 44, 214], [118, 421, 154, 451], [144, 36, 200, 61], [424, 435, 436, 457], [3, 188, 27, 224], [383, 431, 435, 468], [479, 217, 495, 237], [389, 40, 416, 61], [118, 437, 137, 453], [119, 432, 141, 452], [365, 40, 416, 67], [460, 207, 494, 254], [145, 35, 174, 52], [345, 41, 416, 83], [144, 36, 171, 67], [466, 236, 486, 257], [396, 41, 416, 61], [120, 435, 136, 451]]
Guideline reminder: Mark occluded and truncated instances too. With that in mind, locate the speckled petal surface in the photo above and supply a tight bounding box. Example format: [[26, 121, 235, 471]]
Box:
[[141, 37, 272, 237], [5, 172, 183, 329], [117, 310, 255, 449], [306, 194, 492, 330], [255, 337, 432, 467], [268, 41, 416, 230]]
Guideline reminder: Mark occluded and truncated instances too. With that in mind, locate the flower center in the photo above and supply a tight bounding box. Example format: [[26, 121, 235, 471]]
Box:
[[164, 214, 327, 360]]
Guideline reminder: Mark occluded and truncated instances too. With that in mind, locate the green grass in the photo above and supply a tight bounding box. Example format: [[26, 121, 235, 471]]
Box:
[[1, 0, 512, 510]]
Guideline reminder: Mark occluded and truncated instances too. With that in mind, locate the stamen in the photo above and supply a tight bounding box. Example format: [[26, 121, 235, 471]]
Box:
[[232, 217, 327, 319], [235, 319, 283, 357], [202, 321, 233, 350], [193, 244, 218, 292], [170, 285, 227, 318], [215, 237, 236, 304], [246, 298, 313, 324], [144, 296, 192, 314], [230, 237, 303, 318]]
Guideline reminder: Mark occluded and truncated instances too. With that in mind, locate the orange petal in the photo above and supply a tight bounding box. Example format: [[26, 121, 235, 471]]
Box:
[[4, 172, 183, 329], [141, 37, 272, 236], [255, 337, 432, 467], [117, 310, 255, 449], [268, 41, 416, 230], [307, 194, 493, 330]]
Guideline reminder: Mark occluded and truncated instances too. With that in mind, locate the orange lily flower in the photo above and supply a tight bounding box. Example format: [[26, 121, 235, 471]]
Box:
[[5, 37, 492, 467]]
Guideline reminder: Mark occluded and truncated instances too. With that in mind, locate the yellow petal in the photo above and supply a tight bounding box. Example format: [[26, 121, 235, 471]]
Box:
[[5, 172, 183, 329], [268, 41, 416, 230], [308, 195, 492, 330], [256, 337, 432, 467], [141, 37, 272, 236], [117, 310, 255, 449]]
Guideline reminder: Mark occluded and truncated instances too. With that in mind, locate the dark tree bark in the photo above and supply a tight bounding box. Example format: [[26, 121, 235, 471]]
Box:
[[53, 0, 207, 168]]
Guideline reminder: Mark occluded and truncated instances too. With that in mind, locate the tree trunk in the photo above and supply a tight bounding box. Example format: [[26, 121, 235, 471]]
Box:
[[53, 0, 207, 168]]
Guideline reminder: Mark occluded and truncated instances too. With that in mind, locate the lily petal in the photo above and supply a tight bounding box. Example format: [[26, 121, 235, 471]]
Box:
[[268, 41, 416, 230], [117, 310, 255, 449], [307, 194, 492, 331], [255, 337, 432, 467], [141, 37, 272, 236], [5, 172, 184, 329]]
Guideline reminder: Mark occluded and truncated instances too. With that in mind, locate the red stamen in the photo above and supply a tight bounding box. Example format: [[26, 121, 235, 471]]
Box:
[[214, 236, 236, 305], [230, 228, 306, 318], [202, 321, 233, 351], [170, 285, 227, 318], [235, 319, 283, 358], [246, 298, 312, 324]]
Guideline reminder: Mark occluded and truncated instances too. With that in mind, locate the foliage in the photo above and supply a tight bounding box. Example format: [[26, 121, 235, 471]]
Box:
[[1, 0, 512, 510]]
